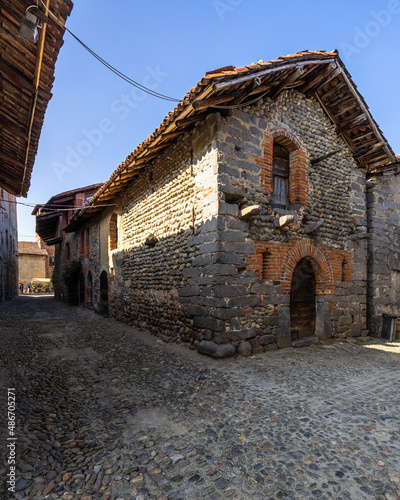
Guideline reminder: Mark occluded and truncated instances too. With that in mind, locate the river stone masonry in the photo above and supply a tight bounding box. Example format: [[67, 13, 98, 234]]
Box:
[[182, 90, 368, 354], [64, 90, 373, 357], [367, 172, 400, 337]]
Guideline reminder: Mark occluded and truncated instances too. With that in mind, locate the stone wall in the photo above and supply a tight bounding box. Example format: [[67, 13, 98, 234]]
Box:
[[181, 90, 368, 353], [95, 114, 221, 345], [64, 90, 373, 355], [18, 254, 47, 285], [367, 173, 400, 336]]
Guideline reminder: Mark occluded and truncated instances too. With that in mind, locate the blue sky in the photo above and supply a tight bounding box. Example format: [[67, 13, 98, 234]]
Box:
[[18, 0, 400, 239]]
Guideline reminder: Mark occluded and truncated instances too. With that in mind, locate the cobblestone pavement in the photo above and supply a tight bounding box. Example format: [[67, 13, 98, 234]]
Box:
[[1, 296, 400, 500]]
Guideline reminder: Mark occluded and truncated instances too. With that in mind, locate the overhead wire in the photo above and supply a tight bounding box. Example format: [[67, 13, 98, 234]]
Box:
[[36, 0, 268, 111], [2, 199, 116, 211], [37, 0, 181, 103]]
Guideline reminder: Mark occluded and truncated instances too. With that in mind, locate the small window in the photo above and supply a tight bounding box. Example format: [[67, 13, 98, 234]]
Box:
[[262, 251, 269, 280], [342, 259, 351, 282], [272, 143, 289, 208]]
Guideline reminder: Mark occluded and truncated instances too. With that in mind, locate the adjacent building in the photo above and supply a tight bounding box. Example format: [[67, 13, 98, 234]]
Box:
[[34, 184, 103, 301], [41, 50, 400, 356], [18, 239, 55, 289], [0, 0, 73, 301], [0, 188, 18, 301]]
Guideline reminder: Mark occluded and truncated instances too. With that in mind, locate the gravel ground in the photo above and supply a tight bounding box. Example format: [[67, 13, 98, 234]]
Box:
[[0, 295, 400, 500]]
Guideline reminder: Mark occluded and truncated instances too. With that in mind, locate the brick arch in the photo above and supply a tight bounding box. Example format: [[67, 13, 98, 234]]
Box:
[[270, 128, 307, 153], [281, 239, 334, 295], [256, 127, 309, 206]]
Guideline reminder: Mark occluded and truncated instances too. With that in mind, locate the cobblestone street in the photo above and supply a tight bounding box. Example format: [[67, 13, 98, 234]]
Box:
[[1, 295, 400, 500]]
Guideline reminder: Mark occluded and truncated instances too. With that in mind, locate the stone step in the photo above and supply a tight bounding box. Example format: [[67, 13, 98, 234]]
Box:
[[292, 335, 319, 348]]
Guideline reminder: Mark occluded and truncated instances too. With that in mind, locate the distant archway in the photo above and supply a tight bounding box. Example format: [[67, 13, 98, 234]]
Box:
[[290, 258, 316, 341], [99, 271, 109, 317]]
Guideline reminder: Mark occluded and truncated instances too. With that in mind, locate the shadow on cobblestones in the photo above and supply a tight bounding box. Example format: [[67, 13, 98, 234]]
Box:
[[0, 295, 400, 499]]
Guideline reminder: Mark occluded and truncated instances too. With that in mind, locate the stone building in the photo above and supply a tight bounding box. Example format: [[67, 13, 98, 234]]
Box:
[[34, 184, 103, 301], [0, 188, 18, 301], [366, 158, 400, 339], [0, 0, 73, 301], [53, 50, 399, 356], [18, 239, 55, 288]]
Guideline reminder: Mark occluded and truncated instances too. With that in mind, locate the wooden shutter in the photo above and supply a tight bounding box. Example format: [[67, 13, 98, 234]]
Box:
[[273, 144, 289, 208]]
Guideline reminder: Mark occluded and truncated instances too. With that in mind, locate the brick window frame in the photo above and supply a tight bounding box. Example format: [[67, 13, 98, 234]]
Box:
[[256, 128, 309, 208]]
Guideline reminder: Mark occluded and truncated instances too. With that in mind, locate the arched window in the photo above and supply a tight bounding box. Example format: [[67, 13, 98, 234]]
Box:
[[272, 143, 289, 208]]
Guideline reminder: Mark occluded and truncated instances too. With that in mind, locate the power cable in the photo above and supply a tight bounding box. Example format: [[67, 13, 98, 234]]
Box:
[[37, 0, 181, 103], [3, 199, 116, 211]]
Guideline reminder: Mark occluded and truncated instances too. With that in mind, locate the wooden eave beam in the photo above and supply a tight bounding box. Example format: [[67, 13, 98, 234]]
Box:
[[339, 66, 395, 164], [0, 149, 25, 169], [0, 115, 28, 140], [335, 113, 368, 135], [192, 90, 244, 110], [353, 142, 386, 159], [268, 67, 306, 99], [214, 58, 336, 92], [301, 64, 339, 94], [0, 58, 35, 92], [319, 81, 347, 100]]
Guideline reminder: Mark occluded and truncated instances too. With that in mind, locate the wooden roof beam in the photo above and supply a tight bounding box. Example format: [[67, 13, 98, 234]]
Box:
[[0, 150, 25, 169], [335, 113, 367, 134], [0, 115, 28, 140], [302, 64, 339, 94], [0, 59, 35, 92]]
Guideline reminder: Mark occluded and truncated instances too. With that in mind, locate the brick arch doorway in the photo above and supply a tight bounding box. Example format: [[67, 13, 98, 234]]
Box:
[[290, 258, 316, 341], [99, 271, 109, 317]]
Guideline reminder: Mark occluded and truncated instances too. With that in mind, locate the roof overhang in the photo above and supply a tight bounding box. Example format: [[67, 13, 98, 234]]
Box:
[[0, 0, 73, 197], [66, 50, 398, 231]]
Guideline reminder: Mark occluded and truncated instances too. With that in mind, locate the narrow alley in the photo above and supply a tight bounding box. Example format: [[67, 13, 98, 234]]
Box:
[[1, 295, 399, 500]]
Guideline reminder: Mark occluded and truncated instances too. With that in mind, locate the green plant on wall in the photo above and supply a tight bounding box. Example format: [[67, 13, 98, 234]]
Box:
[[62, 260, 82, 305]]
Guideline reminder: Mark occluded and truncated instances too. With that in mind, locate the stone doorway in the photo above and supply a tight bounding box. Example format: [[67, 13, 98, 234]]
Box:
[[290, 258, 316, 342], [99, 271, 109, 317]]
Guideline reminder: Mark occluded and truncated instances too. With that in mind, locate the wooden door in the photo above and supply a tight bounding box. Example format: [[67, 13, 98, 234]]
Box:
[[290, 259, 316, 340]]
